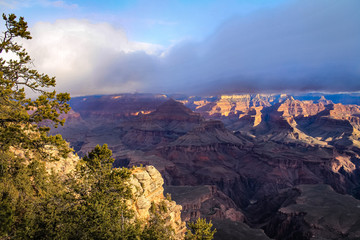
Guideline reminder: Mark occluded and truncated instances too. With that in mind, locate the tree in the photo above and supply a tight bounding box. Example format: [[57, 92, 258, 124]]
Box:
[[0, 13, 70, 157], [64, 144, 139, 239], [0, 13, 71, 239], [141, 201, 175, 240], [186, 218, 216, 240], [0, 147, 71, 239]]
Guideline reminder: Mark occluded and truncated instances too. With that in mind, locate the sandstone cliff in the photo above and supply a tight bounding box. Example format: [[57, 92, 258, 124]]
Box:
[[128, 165, 187, 239], [9, 143, 79, 177]]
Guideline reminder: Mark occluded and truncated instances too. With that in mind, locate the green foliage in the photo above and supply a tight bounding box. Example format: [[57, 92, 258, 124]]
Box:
[[65, 144, 137, 239], [141, 200, 175, 240], [0, 13, 71, 157], [186, 218, 217, 240], [166, 192, 172, 201], [0, 13, 184, 240], [0, 144, 137, 239], [0, 150, 69, 239], [0, 14, 72, 238]]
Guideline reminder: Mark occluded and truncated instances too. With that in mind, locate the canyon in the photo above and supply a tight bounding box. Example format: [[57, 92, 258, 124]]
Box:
[[51, 93, 360, 239]]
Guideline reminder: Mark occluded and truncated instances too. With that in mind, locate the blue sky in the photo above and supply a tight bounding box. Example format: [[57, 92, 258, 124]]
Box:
[[1, 0, 360, 96], [2, 0, 289, 45]]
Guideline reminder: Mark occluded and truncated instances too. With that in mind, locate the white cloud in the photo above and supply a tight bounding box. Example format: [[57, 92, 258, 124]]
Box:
[[23, 19, 163, 96]]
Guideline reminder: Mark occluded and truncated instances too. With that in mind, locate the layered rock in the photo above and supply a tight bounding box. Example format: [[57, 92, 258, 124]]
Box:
[[10, 145, 79, 177], [128, 165, 186, 239], [277, 97, 327, 117], [70, 93, 167, 121], [144, 98, 202, 123], [164, 185, 244, 222], [193, 94, 278, 118], [121, 99, 202, 150], [122, 100, 360, 212], [170, 120, 250, 147], [212, 220, 271, 240], [264, 184, 360, 240]]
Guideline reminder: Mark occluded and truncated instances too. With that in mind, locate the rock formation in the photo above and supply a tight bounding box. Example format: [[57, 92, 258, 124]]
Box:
[[70, 93, 167, 121], [263, 185, 360, 240], [120, 99, 203, 150], [164, 185, 244, 222], [9, 143, 79, 176], [128, 165, 186, 239]]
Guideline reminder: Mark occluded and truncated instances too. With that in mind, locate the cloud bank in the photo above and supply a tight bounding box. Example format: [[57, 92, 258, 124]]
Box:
[[24, 0, 360, 96]]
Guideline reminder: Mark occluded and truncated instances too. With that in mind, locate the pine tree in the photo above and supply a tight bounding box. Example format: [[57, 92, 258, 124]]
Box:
[[64, 144, 139, 239], [140, 201, 175, 240], [0, 13, 72, 239], [186, 218, 217, 240], [0, 13, 70, 157]]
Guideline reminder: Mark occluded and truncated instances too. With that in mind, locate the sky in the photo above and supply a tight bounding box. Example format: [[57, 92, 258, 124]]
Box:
[[1, 0, 360, 96]]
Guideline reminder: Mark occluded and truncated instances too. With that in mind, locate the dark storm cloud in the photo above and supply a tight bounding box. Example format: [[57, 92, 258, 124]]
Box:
[[155, 0, 360, 94], [26, 0, 360, 96]]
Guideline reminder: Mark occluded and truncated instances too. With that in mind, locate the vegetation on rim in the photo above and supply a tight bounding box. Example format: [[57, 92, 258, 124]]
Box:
[[0, 13, 215, 239]]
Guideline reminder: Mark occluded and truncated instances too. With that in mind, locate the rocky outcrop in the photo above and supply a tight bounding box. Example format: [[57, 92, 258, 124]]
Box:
[[69, 93, 167, 121], [44, 150, 79, 175], [123, 102, 360, 211], [164, 185, 244, 222], [264, 185, 360, 240], [120, 99, 203, 150], [277, 98, 327, 117], [170, 120, 250, 147], [9, 144, 79, 176], [127, 165, 186, 239], [212, 220, 271, 240], [144, 98, 202, 123], [318, 96, 333, 105], [193, 94, 279, 118]]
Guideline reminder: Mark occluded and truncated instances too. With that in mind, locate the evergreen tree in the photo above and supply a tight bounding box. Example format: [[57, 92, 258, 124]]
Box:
[[186, 218, 217, 240], [65, 144, 138, 239], [141, 201, 175, 240], [0, 13, 71, 239], [0, 148, 69, 239], [0, 13, 70, 157]]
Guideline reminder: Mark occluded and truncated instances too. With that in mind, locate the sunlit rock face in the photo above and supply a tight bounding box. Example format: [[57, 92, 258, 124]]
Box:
[[277, 98, 327, 117], [128, 165, 186, 239], [44, 151, 79, 176], [191, 94, 278, 118]]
